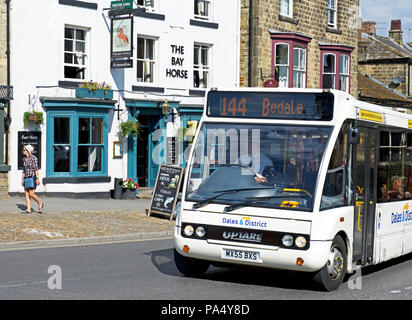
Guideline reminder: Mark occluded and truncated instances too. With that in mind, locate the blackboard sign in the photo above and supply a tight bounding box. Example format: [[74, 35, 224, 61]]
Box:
[[149, 165, 184, 220], [18, 131, 41, 170]]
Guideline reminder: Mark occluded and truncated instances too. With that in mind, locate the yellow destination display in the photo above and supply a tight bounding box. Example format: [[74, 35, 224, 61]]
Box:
[[359, 109, 383, 123]]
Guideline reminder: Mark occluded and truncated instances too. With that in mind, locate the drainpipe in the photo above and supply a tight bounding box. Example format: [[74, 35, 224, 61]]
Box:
[[248, 0, 253, 87], [5, 0, 10, 165]]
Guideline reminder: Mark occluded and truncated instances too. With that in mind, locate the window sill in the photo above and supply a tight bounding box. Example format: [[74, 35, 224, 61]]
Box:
[[326, 26, 342, 35], [190, 19, 219, 29], [278, 14, 299, 25], [134, 10, 165, 21], [58, 0, 98, 10], [132, 85, 165, 93], [189, 89, 206, 97], [43, 176, 111, 185]]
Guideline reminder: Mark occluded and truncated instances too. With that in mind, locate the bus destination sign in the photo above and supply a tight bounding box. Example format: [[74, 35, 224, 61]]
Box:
[[207, 91, 334, 121]]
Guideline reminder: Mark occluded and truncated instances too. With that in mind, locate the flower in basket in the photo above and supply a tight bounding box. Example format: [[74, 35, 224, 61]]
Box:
[[121, 178, 140, 190], [78, 80, 112, 93]]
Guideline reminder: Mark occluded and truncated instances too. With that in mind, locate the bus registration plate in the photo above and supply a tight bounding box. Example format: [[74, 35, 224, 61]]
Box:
[[222, 248, 261, 263]]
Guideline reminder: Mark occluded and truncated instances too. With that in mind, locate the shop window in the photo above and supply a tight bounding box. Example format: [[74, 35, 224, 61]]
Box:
[[320, 45, 352, 92], [47, 111, 108, 177], [64, 26, 88, 80], [327, 0, 337, 28], [193, 44, 210, 88], [137, 37, 156, 83], [280, 0, 293, 17]]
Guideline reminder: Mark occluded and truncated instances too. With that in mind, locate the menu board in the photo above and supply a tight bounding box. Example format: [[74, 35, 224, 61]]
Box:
[[18, 131, 41, 170], [149, 165, 184, 220]]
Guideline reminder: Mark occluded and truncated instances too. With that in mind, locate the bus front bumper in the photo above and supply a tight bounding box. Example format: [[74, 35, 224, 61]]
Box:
[[174, 234, 332, 273]]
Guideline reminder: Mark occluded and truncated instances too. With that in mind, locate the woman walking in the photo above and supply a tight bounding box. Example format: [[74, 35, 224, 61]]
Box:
[[21, 145, 43, 213]]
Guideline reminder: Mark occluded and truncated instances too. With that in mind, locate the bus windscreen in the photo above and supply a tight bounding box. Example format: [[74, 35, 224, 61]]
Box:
[[207, 91, 334, 121]]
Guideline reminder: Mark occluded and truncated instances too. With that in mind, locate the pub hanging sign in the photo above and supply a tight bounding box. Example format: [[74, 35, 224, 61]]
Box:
[[110, 16, 133, 68]]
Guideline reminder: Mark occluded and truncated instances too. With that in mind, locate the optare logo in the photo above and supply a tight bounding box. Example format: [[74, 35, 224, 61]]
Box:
[[391, 203, 412, 225], [222, 231, 263, 243]]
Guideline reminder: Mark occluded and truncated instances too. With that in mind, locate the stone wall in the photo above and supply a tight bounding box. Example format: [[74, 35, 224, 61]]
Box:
[[240, 0, 359, 96]]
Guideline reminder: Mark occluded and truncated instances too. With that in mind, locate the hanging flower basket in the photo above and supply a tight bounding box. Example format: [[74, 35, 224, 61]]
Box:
[[119, 120, 142, 138], [76, 81, 113, 100], [24, 111, 43, 126]]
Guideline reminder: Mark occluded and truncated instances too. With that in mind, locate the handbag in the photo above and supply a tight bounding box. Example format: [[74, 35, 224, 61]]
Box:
[[24, 176, 35, 189], [23, 161, 36, 189]]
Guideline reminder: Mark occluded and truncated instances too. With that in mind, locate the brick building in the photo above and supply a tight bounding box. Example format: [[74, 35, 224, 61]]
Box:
[[240, 0, 359, 96], [0, 0, 12, 199], [358, 19, 412, 109]]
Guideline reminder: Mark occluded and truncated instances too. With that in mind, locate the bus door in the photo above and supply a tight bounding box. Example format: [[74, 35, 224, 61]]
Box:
[[352, 125, 376, 265]]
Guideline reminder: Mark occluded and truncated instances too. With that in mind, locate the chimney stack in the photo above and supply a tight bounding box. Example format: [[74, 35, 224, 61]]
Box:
[[361, 21, 376, 35], [389, 19, 403, 46]]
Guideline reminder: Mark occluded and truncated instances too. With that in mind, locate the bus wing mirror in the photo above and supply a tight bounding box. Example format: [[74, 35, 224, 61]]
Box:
[[348, 127, 360, 144]]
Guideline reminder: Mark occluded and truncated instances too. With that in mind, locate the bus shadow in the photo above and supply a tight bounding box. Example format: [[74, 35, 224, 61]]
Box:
[[148, 247, 316, 291], [350, 252, 412, 277]]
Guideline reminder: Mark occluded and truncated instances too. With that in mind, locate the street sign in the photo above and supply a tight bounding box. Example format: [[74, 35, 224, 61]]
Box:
[[110, 0, 133, 9]]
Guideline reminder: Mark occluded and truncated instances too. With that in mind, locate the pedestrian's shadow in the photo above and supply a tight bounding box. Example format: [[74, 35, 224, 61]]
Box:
[[16, 203, 29, 212]]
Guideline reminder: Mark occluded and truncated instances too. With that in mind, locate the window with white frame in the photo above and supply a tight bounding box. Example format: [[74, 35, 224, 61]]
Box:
[[64, 26, 88, 80], [193, 44, 210, 88], [137, 0, 155, 11], [136, 37, 156, 83], [339, 55, 350, 92], [280, 0, 293, 17], [293, 47, 306, 88], [327, 0, 337, 28], [323, 53, 336, 89], [194, 0, 211, 20], [274, 43, 289, 88]]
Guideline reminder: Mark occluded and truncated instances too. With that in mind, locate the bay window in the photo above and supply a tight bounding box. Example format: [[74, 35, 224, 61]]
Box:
[[45, 107, 110, 178], [270, 32, 311, 88], [320, 44, 353, 92]]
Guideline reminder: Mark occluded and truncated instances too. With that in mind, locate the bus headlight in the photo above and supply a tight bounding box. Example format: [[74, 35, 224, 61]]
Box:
[[282, 234, 294, 247], [184, 225, 194, 237], [195, 226, 206, 238], [295, 236, 307, 248]]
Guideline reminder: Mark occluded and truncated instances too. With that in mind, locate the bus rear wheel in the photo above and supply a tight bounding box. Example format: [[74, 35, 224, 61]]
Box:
[[174, 248, 210, 276], [313, 235, 347, 291]]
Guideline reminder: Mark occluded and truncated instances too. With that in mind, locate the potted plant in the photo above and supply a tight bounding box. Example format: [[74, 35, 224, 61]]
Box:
[[75, 80, 113, 100], [121, 178, 140, 199], [119, 120, 142, 138], [24, 111, 44, 126]]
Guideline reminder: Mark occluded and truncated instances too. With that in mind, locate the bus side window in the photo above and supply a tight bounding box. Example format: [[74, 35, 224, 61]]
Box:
[[320, 123, 349, 210]]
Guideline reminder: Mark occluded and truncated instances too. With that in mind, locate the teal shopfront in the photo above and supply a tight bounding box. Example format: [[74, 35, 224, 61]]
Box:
[[125, 99, 203, 188], [41, 97, 115, 197]]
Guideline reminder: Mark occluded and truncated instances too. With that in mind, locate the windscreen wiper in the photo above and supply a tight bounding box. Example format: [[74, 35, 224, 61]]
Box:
[[192, 187, 276, 209], [223, 190, 310, 212]]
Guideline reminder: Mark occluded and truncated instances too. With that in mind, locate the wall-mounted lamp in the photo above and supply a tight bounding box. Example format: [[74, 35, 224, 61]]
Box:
[[161, 100, 171, 115]]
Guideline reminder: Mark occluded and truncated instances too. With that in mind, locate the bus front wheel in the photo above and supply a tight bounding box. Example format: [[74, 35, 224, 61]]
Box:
[[313, 235, 347, 291], [174, 248, 210, 276]]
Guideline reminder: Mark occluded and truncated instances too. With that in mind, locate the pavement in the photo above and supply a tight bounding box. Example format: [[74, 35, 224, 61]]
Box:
[[0, 195, 175, 251]]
